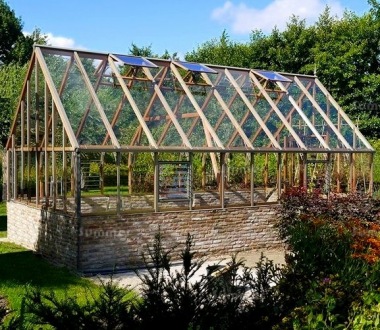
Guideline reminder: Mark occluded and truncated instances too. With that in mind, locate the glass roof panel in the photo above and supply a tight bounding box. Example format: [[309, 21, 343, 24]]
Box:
[[113, 54, 158, 68], [60, 61, 92, 134], [78, 103, 110, 145], [174, 61, 218, 74], [253, 70, 292, 82]]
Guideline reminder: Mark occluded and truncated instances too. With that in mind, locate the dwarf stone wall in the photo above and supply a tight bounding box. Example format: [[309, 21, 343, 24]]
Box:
[[7, 200, 283, 273], [7, 201, 78, 268], [78, 205, 282, 273]]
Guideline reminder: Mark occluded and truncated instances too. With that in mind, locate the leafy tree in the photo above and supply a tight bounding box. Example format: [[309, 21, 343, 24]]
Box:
[[186, 30, 251, 67], [0, 63, 27, 146], [0, 0, 45, 65], [0, 0, 23, 64]]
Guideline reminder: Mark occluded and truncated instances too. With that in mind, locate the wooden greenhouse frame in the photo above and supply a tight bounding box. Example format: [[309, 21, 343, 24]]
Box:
[[5, 45, 375, 215]]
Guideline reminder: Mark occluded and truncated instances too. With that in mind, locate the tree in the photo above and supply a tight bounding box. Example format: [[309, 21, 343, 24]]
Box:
[[0, 63, 27, 146], [0, 0, 23, 64], [185, 30, 251, 67]]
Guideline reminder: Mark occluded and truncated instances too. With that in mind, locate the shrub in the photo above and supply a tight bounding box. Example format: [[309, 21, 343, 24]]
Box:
[[23, 278, 138, 329]]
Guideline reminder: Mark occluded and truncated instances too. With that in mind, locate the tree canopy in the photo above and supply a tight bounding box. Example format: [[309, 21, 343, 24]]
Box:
[[0, 0, 44, 65]]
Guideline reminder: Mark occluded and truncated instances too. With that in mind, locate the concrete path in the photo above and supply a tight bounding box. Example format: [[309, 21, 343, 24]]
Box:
[[90, 248, 286, 293]]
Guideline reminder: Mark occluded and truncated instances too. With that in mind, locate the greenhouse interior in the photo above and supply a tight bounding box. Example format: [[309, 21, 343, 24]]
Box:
[[5, 45, 375, 215]]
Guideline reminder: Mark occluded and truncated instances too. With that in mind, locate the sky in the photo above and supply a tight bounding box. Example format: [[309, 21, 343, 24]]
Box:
[[6, 0, 373, 60]]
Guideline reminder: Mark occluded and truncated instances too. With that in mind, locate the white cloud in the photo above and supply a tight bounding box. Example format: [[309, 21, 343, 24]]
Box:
[[211, 0, 344, 34], [45, 33, 77, 48], [25, 31, 84, 49]]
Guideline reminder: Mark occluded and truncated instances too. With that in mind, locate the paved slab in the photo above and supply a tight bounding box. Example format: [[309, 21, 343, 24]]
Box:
[[90, 248, 286, 293]]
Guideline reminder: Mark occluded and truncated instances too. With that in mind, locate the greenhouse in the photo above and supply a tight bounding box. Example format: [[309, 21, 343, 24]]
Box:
[[5, 45, 375, 271]]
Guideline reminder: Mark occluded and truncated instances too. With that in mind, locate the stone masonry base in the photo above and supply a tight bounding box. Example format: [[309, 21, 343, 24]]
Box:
[[7, 200, 283, 273]]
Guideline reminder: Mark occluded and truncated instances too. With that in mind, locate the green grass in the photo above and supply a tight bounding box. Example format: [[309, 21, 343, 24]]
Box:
[[0, 202, 6, 238], [0, 241, 102, 323], [77, 185, 130, 197]]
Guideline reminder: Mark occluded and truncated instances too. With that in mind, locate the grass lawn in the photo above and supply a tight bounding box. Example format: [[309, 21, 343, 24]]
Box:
[[79, 185, 130, 197], [0, 202, 6, 238], [0, 241, 104, 324]]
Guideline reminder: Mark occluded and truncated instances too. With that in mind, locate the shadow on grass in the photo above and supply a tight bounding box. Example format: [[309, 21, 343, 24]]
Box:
[[0, 244, 89, 290], [0, 214, 6, 233]]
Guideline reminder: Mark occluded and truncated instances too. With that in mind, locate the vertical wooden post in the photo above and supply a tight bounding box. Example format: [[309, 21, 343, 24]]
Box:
[[44, 82, 49, 208], [349, 153, 354, 192], [188, 152, 193, 210], [369, 153, 374, 196], [202, 153, 206, 190], [289, 153, 294, 187], [264, 153, 268, 193], [277, 153, 282, 201], [220, 152, 226, 209], [74, 151, 82, 272], [303, 153, 308, 189], [154, 152, 159, 212], [250, 153, 255, 206], [128, 153, 133, 195], [116, 152, 121, 213], [74, 151, 81, 218], [336, 153, 341, 193], [27, 80, 31, 201], [352, 153, 357, 192], [299, 153, 307, 188], [62, 130, 67, 212], [20, 100, 24, 198], [100, 152, 105, 195], [52, 102, 56, 210], [35, 59, 40, 205], [6, 149, 10, 201], [12, 135, 17, 199], [36, 150, 40, 205], [325, 153, 332, 197]]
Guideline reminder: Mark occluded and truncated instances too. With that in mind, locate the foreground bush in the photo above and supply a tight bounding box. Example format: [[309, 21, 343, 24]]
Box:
[[4, 188, 380, 329], [276, 187, 380, 329]]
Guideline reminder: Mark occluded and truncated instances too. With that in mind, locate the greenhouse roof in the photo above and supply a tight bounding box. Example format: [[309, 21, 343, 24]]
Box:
[[6, 45, 374, 153]]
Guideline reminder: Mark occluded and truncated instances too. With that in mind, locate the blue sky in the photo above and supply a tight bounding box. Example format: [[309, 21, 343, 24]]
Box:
[[6, 0, 372, 60]]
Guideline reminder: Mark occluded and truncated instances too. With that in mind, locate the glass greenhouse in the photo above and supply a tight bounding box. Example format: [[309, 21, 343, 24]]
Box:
[[5, 45, 374, 215]]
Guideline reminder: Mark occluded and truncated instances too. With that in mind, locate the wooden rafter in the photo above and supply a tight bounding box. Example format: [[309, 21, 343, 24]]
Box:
[[142, 66, 192, 148], [75, 58, 108, 140], [74, 52, 120, 148], [6, 51, 36, 149], [224, 68, 281, 149], [201, 72, 253, 149], [170, 63, 224, 149], [34, 47, 79, 149], [249, 71, 307, 150], [108, 56, 158, 148], [270, 81, 312, 143], [291, 77, 351, 150], [314, 78, 373, 151], [130, 67, 169, 147]]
